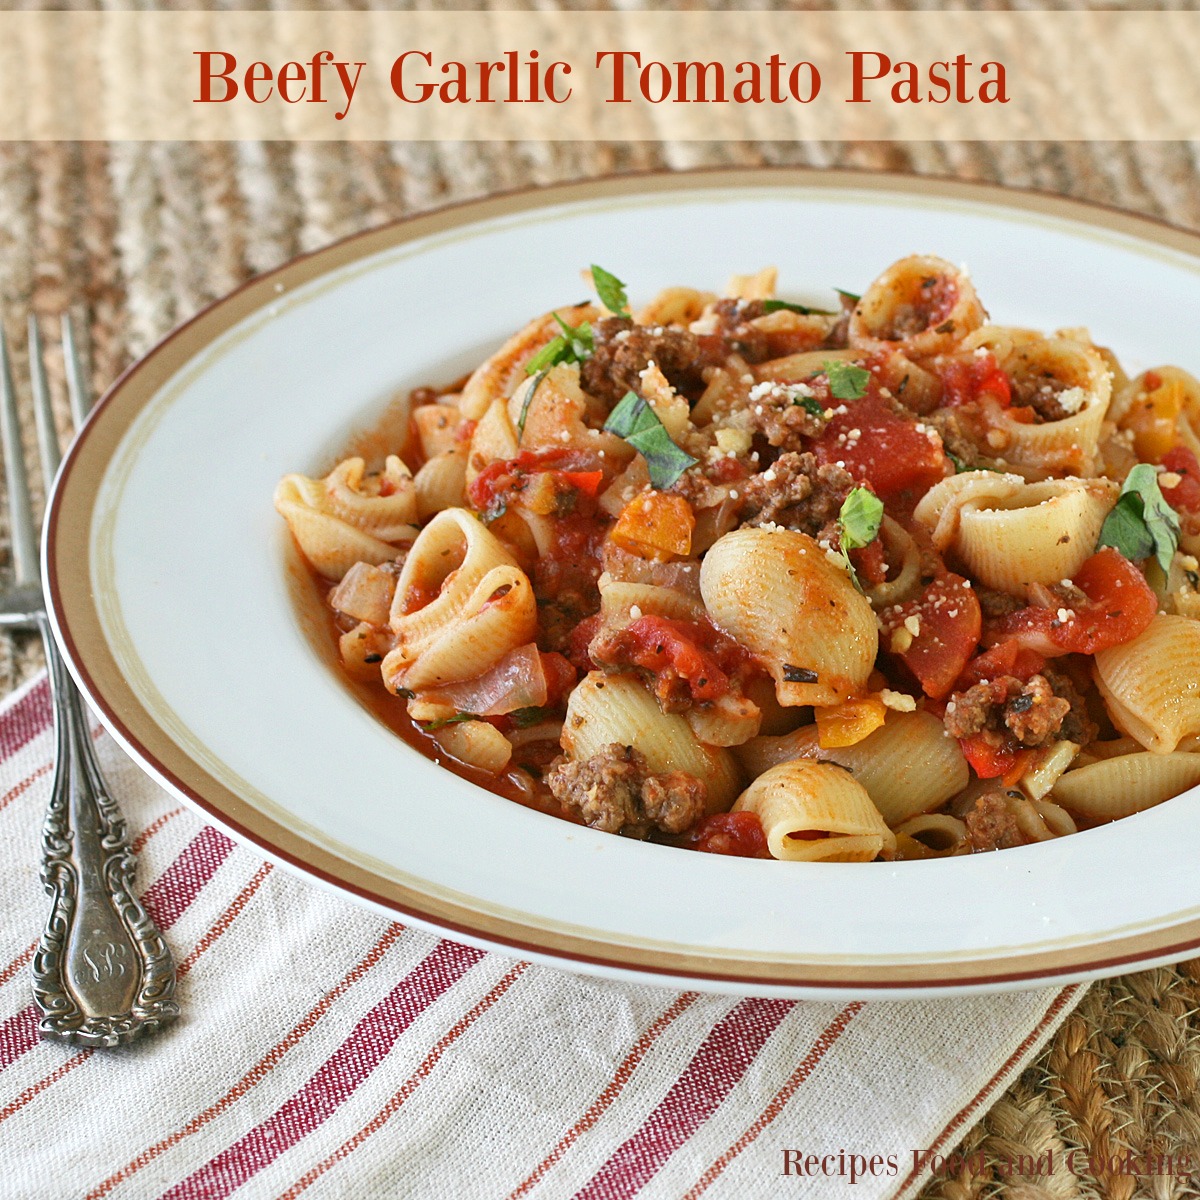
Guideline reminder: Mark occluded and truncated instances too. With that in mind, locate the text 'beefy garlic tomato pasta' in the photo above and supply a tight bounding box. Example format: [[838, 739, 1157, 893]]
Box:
[[277, 256, 1200, 861]]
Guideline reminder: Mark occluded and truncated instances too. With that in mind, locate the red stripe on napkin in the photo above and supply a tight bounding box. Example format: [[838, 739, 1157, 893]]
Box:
[[573, 998, 793, 1200], [682, 1001, 864, 1199], [0, 1048, 93, 1122], [0, 1008, 39, 1072], [509, 992, 701, 1200], [0, 678, 50, 759], [87, 923, 407, 1200], [277, 960, 529, 1200], [141, 825, 235, 930], [0, 762, 51, 815], [161, 938, 486, 1200]]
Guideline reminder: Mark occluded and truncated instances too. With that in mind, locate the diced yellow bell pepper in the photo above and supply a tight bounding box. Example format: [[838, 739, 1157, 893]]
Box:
[[1126, 374, 1184, 462], [815, 695, 888, 749]]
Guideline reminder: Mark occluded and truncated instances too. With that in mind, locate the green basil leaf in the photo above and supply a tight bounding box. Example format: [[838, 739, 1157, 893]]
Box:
[[839, 487, 884, 550], [603, 390, 698, 489], [835, 288, 861, 304], [591, 264, 630, 318], [1097, 462, 1181, 574], [517, 369, 550, 441], [761, 298, 835, 317], [525, 336, 568, 376], [795, 394, 825, 418], [824, 360, 871, 401], [524, 315, 594, 377]]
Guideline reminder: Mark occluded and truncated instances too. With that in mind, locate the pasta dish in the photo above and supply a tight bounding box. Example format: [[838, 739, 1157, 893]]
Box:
[[276, 256, 1200, 861]]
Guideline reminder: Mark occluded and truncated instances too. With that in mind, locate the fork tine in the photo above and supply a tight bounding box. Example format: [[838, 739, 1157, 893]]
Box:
[[0, 325, 38, 585], [60, 314, 92, 431], [27, 317, 60, 485]]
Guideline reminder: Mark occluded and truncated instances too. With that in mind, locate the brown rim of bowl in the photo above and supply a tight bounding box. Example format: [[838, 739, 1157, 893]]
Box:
[[44, 165, 1200, 993]]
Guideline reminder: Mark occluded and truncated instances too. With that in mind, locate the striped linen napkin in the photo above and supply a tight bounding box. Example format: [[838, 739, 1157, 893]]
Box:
[[0, 673, 1083, 1200]]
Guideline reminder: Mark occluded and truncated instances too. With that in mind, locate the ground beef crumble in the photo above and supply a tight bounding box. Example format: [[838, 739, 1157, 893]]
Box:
[[742, 383, 826, 451], [974, 584, 1023, 618], [1041, 668, 1099, 746], [1010, 374, 1075, 423], [944, 674, 1072, 748], [546, 744, 708, 837], [961, 788, 1032, 851], [739, 452, 856, 538], [580, 317, 708, 407]]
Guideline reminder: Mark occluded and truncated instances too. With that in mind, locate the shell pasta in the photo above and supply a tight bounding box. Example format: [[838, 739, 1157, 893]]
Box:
[[278, 255, 1200, 860]]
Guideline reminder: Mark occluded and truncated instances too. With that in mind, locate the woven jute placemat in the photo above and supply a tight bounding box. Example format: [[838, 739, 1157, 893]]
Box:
[[2, 137, 1200, 1198]]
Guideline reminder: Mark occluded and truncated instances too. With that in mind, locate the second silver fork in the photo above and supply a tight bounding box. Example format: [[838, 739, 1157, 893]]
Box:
[[0, 318, 178, 1047]]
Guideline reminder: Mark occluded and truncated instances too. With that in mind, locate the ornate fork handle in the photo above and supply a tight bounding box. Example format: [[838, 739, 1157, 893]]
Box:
[[31, 614, 179, 1046]]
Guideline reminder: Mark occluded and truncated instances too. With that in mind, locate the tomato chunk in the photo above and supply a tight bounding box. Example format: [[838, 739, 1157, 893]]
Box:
[[467, 449, 605, 516], [812, 394, 947, 499], [959, 733, 1023, 780], [593, 616, 751, 704], [849, 538, 888, 587], [1160, 445, 1200, 513], [686, 811, 770, 858], [881, 574, 982, 699], [939, 351, 1012, 409], [985, 548, 1157, 657], [957, 640, 1046, 690]]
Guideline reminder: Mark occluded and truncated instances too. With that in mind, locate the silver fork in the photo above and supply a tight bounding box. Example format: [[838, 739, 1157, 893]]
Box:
[[0, 317, 178, 1047]]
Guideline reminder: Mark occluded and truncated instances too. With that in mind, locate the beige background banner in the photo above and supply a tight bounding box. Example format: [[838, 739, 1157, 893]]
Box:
[[0, 9, 1194, 141]]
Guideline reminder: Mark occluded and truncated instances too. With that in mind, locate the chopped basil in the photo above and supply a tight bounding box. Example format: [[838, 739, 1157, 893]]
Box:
[[761, 298, 835, 317], [516, 368, 550, 441], [839, 487, 884, 551], [510, 705, 552, 728], [603, 390, 698, 489], [824, 359, 871, 401], [1097, 463, 1180, 575], [590, 264, 631, 319], [524, 313, 594, 376], [794, 393, 825, 418], [833, 486, 884, 591], [423, 713, 482, 730], [835, 288, 861, 304]]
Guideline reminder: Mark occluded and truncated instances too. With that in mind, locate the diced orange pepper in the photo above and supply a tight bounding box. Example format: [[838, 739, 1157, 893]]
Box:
[[815, 695, 888, 749], [610, 491, 695, 561], [1001, 749, 1035, 789]]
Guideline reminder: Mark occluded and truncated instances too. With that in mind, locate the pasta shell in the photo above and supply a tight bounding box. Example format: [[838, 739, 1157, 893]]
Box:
[[386, 509, 536, 689], [1094, 615, 1200, 753], [274, 456, 418, 579], [736, 711, 967, 827], [848, 255, 984, 358], [561, 672, 741, 813], [915, 472, 1117, 594], [733, 760, 895, 862], [1052, 751, 1200, 819], [700, 527, 877, 707], [963, 330, 1112, 475]]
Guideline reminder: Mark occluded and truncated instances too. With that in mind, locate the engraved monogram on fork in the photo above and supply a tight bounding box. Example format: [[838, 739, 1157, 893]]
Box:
[[2, 317, 178, 1047]]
